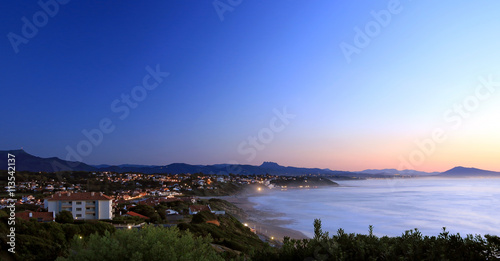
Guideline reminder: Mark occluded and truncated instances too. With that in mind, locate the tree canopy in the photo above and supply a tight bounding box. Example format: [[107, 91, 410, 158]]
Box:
[[57, 225, 223, 261]]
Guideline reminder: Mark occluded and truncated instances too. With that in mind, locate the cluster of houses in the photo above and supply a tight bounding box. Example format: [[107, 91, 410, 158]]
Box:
[[7, 172, 284, 198], [9, 172, 235, 198], [8, 191, 224, 225], [1, 172, 296, 225], [11, 180, 82, 193]]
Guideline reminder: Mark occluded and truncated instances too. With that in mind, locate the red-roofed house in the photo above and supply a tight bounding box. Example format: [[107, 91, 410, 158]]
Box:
[[206, 220, 220, 226], [44, 192, 113, 220], [124, 211, 149, 219], [188, 205, 211, 215], [16, 210, 54, 222]]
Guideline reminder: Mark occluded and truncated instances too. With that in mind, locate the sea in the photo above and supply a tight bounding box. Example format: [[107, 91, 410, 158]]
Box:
[[248, 177, 500, 238]]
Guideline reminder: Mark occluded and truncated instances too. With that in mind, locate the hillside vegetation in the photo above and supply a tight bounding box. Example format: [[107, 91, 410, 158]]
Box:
[[2, 211, 499, 260], [263, 219, 500, 261]]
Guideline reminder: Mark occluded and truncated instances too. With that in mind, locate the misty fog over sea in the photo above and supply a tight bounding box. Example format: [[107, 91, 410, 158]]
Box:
[[249, 178, 500, 238]]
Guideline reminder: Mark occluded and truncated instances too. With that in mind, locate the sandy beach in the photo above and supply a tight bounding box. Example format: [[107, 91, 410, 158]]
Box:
[[217, 194, 309, 242]]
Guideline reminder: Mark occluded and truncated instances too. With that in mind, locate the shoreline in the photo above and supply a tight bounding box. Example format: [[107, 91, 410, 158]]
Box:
[[216, 193, 309, 242]]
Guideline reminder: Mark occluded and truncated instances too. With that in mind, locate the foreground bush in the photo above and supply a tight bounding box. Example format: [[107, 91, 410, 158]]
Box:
[[265, 219, 500, 261], [0, 217, 115, 261], [57, 225, 224, 261]]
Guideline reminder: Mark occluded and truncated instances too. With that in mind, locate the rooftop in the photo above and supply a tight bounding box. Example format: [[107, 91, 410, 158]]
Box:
[[16, 210, 54, 222], [46, 192, 112, 201], [125, 211, 149, 219]]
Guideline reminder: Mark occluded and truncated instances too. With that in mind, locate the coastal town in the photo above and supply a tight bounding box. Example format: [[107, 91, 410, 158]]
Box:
[[0, 171, 336, 225], [0, 169, 344, 259]]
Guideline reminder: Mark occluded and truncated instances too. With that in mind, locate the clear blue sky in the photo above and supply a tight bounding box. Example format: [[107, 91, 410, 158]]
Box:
[[2, 1, 500, 172]]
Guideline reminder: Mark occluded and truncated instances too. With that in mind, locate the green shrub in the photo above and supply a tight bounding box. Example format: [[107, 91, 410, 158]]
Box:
[[57, 225, 223, 261], [55, 210, 74, 224], [276, 219, 500, 261]]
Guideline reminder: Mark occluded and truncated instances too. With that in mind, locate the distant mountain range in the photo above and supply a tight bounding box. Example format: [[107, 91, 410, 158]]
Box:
[[358, 169, 441, 176], [1, 149, 499, 177], [0, 149, 96, 172], [0, 150, 355, 176], [439, 166, 500, 177]]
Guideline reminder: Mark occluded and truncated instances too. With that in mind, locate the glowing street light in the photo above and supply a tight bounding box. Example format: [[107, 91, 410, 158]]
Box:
[[257, 187, 262, 191], [244, 223, 248, 227]]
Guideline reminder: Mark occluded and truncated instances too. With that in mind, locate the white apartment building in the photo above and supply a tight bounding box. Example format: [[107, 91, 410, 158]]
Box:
[[44, 192, 113, 220]]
